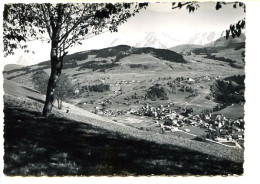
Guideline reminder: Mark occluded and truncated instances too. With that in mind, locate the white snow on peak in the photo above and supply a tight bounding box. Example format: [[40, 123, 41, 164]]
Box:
[[187, 31, 222, 45], [109, 31, 222, 49], [110, 32, 186, 49]]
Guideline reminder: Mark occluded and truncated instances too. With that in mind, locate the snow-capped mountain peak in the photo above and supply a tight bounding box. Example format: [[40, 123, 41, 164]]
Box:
[[135, 32, 182, 49], [187, 31, 221, 45], [109, 31, 222, 49], [110, 32, 185, 49]]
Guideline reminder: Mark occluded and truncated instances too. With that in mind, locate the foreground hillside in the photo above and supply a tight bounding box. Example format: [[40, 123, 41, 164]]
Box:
[[4, 96, 243, 176]]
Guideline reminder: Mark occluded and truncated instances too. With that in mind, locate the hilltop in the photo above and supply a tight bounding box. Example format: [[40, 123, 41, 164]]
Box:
[[170, 33, 245, 69]]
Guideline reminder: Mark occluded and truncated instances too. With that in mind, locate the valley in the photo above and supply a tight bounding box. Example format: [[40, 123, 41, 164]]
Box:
[[4, 34, 245, 151]]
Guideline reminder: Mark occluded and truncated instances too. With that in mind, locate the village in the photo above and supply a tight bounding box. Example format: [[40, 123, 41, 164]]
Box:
[[82, 76, 244, 150], [91, 97, 244, 149]]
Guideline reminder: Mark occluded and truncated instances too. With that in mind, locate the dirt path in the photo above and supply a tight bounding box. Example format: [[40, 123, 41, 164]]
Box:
[[58, 101, 129, 127], [184, 94, 202, 108]]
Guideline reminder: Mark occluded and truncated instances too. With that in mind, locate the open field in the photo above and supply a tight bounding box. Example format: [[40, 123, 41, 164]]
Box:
[[213, 104, 244, 119]]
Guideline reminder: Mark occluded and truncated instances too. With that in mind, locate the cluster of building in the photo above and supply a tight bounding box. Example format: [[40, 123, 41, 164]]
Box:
[[202, 113, 244, 142], [114, 79, 141, 86], [131, 103, 176, 119], [130, 103, 244, 147], [93, 108, 128, 116], [167, 75, 221, 86]]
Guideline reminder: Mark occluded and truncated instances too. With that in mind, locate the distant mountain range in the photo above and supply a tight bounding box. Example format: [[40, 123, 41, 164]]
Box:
[[134, 32, 183, 49], [109, 31, 222, 49], [6, 31, 245, 68]]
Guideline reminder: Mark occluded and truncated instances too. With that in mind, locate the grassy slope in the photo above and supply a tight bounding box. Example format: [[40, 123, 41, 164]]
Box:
[[169, 44, 203, 54], [3, 79, 244, 175], [183, 34, 246, 68], [213, 104, 244, 119], [4, 64, 23, 72]]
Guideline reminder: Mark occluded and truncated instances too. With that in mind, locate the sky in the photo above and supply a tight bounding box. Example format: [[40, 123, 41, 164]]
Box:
[[3, 2, 245, 66]]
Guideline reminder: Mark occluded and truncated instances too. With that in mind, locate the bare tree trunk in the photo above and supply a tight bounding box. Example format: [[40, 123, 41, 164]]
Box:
[[57, 98, 63, 109], [57, 99, 60, 109], [60, 99, 63, 109], [42, 4, 66, 117], [43, 40, 63, 117]]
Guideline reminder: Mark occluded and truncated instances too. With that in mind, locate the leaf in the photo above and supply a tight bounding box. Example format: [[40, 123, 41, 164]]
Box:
[[216, 2, 222, 10], [178, 2, 183, 8]]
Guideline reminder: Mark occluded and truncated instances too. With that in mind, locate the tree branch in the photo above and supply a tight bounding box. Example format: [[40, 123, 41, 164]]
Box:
[[40, 4, 52, 39]]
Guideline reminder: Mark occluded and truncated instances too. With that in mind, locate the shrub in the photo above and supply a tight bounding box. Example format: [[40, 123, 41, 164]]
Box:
[[146, 84, 168, 100], [129, 64, 149, 69], [84, 84, 110, 92], [31, 71, 49, 94], [211, 75, 245, 105], [31, 71, 74, 109], [193, 135, 207, 142], [164, 119, 173, 126]]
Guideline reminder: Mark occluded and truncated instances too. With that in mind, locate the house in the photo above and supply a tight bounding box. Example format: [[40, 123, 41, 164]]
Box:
[[232, 134, 243, 140], [215, 137, 227, 142], [171, 127, 179, 132], [187, 78, 195, 84], [110, 85, 121, 92], [184, 129, 190, 133], [220, 129, 229, 135], [74, 89, 80, 94]]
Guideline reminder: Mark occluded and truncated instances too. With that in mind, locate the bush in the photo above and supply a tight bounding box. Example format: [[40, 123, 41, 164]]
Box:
[[129, 64, 149, 69], [84, 84, 110, 92], [211, 75, 245, 105], [193, 136, 207, 142], [164, 119, 173, 126], [54, 74, 75, 109], [31, 71, 49, 94], [146, 84, 168, 100], [31, 71, 74, 109]]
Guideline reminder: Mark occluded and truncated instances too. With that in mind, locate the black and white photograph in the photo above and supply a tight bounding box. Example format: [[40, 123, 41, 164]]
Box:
[[2, 0, 257, 180]]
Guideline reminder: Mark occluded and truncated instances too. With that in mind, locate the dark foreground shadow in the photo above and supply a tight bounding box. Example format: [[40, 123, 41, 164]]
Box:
[[4, 105, 243, 176]]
